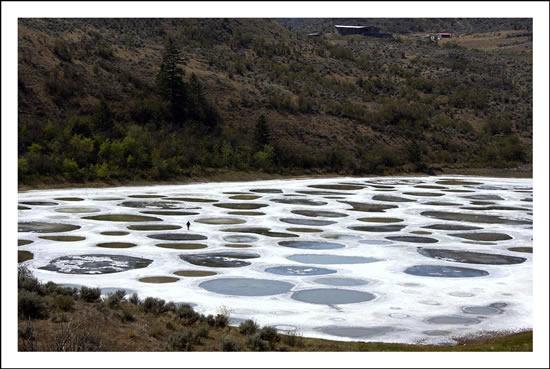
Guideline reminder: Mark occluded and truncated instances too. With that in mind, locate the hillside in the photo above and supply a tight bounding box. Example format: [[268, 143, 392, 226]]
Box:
[[18, 18, 533, 185]]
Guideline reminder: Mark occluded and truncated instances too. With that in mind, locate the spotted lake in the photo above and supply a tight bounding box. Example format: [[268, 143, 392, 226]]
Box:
[[18, 176, 532, 344]]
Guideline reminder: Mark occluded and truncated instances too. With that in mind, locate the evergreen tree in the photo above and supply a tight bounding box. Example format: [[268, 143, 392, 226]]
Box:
[[94, 99, 113, 133], [156, 38, 187, 125], [254, 114, 270, 150]]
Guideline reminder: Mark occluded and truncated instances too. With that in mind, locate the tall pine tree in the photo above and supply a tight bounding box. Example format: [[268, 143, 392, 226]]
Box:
[[156, 38, 187, 125]]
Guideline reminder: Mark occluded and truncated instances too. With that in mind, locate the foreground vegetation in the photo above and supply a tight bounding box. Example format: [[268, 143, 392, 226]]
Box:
[[18, 19, 531, 185], [18, 267, 532, 352]]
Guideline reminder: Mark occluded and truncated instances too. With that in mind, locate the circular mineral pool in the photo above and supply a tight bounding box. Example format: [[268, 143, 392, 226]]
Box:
[[450, 232, 513, 242], [426, 315, 481, 325], [214, 203, 269, 210], [316, 325, 397, 339], [350, 225, 407, 233], [271, 198, 327, 206], [278, 240, 345, 250], [119, 200, 183, 209], [322, 233, 362, 241], [39, 254, 152, 274], [19, 201, 58, 206], [288, 254, 382, 265], [404, 265, 489, 278], [55, 207, 101, 213], [139, 276, 179, 283], [18, 222, 80, 233], [82, 214, 162, 222], [156, 243, 207, 250], [128, 224, 182, 231], [199, 278, 294, 296], [100, 231, 130, 236], [357, 217, 404, 223], [385, 236, 438, 243], [97, 242, 137, 249], [314, 277, 369, 286], [461, 305, 503, 315], [279, 218, 335, 226], [265, 265, 337, 276], [291, 288, 375, 305], [147, 233, 207, 241], [181, 252, 260, 268], [291, 210, 348, 218], [39, 235, 86, 242], [195, 217, 247, 225], [372, 195, 415, 203], [422, 224, 483, 231], [223, 235, 258, 243], [417, 248, 526, 265]]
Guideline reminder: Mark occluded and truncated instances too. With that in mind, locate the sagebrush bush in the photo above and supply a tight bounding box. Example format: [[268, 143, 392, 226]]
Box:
[[142, 297, 166, 314], [79, 287, 101, 303], [214, 313, 229, 328], [239, 319, 258, 335], [53, 294, 75, 312], [259, 326, 279, 344], [168, 331, 194, 351], [220, 335, 240, 351], [247, 333, 269, 351], [18, 266, 42, 294], [177, 304, 199, 323], [18, 290, 48, 320], [128, 292, 140, 305]]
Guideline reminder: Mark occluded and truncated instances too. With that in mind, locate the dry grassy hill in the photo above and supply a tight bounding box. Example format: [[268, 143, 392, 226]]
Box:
[[18, 18, 532, 185]]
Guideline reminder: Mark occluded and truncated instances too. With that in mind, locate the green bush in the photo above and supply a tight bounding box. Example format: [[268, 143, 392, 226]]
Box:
[[18, 291, 48, 319], [53, 294, 75, 312], [259, 326, 280, 344], [142, 297, 166, 314], [176, 304, 199, 323], [214, 313, 229, 328], [168, 331, 195, 351], [239, 319, 259, 335], [18, 266, 42, 294], [220, 336, 240, 351], [128, 293, 140, 305], [79, 287, 101, 303], [247, 333, 269, 351]]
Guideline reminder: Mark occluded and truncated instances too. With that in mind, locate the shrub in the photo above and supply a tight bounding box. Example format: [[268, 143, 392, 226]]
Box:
[[176, 304, 199, 323], [128, 293, 140, 305], [247, 333, 269, 351], [214, 313, 229, 328], [195, 324, 210, 339], [239, 319, 258, 335], [204, 314, 216, 327], [164, 302, 177, 313], [118, 306, 135, 323], [220, 335, 240, 351], [18, 267, 42, 294], [18, 291, 48, 320], [104, 293, 122, 309], [142, 297, 166, 314], [259, 326, 280, 345], [168, 331, 194, 351], [44, 282, 77, 297], [53, 294, 75, 312], [18, 321, 37, 351], [79, 287, 101, 303]]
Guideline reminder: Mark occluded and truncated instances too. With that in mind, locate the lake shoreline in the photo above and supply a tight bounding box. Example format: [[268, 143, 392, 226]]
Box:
[[18, 166, 532, 192]]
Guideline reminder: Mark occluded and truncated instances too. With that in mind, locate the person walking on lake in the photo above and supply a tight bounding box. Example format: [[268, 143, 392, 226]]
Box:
[[186, 221, 191, 230]]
